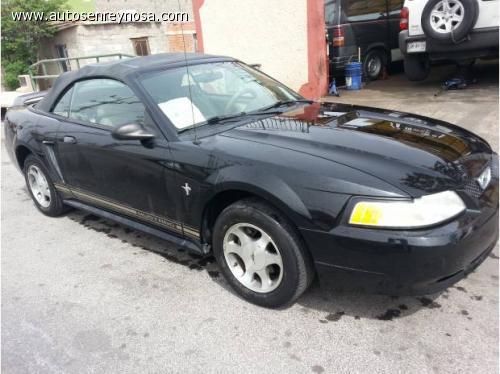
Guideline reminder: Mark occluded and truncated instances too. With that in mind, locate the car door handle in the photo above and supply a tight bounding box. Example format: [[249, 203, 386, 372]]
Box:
[[42, 139, 55, 145], [62, 136, 77, 144]]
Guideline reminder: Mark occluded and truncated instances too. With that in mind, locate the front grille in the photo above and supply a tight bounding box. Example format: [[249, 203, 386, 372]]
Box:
[[464, 179, 483, 199]]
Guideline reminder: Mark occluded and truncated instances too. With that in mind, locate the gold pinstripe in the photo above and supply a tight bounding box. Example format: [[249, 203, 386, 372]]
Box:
[[53, 183, 200, 239], [53, 183, 71, 194], [183, 226, 200, 238]]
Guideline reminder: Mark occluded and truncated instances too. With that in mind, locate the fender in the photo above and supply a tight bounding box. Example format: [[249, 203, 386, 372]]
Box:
[[14, 140, 64, 184], [199, 165, 313, 230], [364, 42, 390, 61], [365, 42, 388, 51], [10, 107, 62, 183]]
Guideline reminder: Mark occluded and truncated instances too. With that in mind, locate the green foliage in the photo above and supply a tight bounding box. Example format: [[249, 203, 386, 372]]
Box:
[[66, 0, 95, 13], [3, 60, 27, 89], [1, 0, 66, 90]]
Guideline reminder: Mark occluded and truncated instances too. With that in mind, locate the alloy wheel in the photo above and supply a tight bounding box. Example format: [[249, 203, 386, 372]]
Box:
[[430, 0, 465, 33], [223, 223, 283, 293], [27, 165, 51, 208]]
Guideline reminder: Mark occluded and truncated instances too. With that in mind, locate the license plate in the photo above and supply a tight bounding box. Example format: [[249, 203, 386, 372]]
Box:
[[407, 41, 426, 53]]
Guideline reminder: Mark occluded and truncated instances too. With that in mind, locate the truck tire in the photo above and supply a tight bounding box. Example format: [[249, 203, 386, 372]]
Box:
[[421, 0, 478, 43], [404, 54, 431, 81], [363, 49, 388, 81]]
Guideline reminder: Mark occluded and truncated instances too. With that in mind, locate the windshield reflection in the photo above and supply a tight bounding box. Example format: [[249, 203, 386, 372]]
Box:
[[140, 61, 302, 130]]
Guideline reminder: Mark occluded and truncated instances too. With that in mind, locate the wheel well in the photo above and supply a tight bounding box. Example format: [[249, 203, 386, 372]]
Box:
[[201, 190, 302, 244], [366, 46, 390, 64], [201, 190, 253, 244], [15, 145, 32, 169], [201, 189, 316, 278]]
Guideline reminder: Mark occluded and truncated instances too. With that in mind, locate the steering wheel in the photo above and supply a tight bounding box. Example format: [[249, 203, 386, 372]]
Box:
[[224, 87, 258, 114]]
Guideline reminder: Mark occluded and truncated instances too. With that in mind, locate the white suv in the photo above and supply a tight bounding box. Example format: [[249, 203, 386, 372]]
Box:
[[399, 0, 498, 81]]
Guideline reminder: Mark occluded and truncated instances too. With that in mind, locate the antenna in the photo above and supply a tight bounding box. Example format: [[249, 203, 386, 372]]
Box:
[[177, 0, 200, 145]]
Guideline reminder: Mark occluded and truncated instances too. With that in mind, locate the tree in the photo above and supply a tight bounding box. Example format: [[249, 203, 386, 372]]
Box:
[[1, 0, 66, 90]]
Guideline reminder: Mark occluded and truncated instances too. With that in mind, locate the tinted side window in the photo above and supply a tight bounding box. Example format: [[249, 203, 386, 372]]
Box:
[[52, 87, 74, 117], [345, 0, 386, 21], [69, 79, 145, 128]]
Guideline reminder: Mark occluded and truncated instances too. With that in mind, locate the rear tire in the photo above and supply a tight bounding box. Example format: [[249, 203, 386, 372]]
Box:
[[363, 49, 387, 81], [213, 198, 314, 308], [404, 54, 431, 81], [23, 155, 68, 217]]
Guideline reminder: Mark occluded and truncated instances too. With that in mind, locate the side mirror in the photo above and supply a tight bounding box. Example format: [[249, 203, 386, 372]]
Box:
[[111, 123, 155, 141]]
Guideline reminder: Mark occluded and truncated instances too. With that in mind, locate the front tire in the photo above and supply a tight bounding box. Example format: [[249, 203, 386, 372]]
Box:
[[213, 199, 314, 308], [23, 155, 68, 216]]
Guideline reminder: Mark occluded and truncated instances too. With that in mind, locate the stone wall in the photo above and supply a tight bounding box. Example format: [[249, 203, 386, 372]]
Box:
[[39, 22, 167, 67], [38, 0, 196, 63], [95, 0, 193, 19], [36, 0, 197, 86], [166, 22, 197, 52]]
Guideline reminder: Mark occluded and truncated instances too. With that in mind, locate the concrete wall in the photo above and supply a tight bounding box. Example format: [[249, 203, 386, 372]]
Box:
[[40, 22, 167, 60], [71, 22, 167, 56], [37, 22, 167, 88], [195, 0, 308, 93], [193, 0, 327, 99], [38, 0, 196, 75], [95, 0, 197, 53]]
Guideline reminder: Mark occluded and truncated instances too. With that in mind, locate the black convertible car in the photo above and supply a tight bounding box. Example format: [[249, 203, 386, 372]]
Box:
[[4, 53, 498, 307]]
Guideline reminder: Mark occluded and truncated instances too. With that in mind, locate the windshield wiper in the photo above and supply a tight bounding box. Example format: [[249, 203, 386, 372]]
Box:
[[204, 110, 285, 125], [178, 110, 283, 133], [205, 112, 248, 125], [257, 99, 314, 112], [185, 100, 313, 130]]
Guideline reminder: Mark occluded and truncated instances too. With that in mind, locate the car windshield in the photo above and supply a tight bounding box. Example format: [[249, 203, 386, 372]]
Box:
[[140, 61, 303, 130]]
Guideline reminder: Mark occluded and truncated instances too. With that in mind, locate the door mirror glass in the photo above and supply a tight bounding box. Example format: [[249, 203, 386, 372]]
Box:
[[111, 123, 155, 141]]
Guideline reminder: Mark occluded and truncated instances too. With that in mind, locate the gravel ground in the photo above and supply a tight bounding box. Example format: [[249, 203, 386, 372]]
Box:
[[2, 62, 499, 373]]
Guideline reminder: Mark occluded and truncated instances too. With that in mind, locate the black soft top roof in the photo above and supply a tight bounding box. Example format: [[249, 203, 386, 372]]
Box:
[[37, 53, 233, 112]]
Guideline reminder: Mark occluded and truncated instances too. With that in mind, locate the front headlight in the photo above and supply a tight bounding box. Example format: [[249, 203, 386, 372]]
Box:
[[349, 191, 466, 228]]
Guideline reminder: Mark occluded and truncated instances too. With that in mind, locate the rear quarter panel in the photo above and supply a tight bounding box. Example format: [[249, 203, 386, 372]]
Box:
[[406, 0, 426, 36], [4, 106, 62, 181], [475, 0, 499, 29]]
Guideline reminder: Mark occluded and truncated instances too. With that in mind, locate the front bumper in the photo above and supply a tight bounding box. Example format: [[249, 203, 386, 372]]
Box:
[[301, 186, 499, 295], [399, 27, 499, 61]]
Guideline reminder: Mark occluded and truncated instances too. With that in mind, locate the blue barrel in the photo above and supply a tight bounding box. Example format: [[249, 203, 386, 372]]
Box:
[[345, 62, 362, 90]]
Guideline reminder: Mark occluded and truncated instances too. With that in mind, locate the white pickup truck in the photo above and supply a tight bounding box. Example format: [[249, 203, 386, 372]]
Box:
[[399, 0, 498, 80]]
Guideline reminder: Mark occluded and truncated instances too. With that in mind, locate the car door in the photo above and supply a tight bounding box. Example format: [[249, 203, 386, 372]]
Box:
[[52, 78, 184, 236]]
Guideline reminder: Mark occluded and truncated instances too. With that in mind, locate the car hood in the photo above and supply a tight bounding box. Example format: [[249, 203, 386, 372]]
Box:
[[221, 102, 493, 197]]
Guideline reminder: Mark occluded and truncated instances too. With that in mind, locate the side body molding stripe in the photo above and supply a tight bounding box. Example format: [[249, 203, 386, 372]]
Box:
[[53, 183, 200, 240]]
